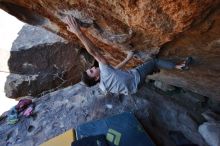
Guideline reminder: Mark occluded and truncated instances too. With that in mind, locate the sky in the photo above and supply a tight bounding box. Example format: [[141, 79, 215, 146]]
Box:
[[0, 9, 24, 114]]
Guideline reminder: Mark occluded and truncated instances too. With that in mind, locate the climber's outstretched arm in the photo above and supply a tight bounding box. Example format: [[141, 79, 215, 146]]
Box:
[[65, 16, 108, 65], [115, 51, 134, 69]]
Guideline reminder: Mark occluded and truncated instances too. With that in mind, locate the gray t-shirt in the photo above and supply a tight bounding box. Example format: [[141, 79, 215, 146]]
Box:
[[99, 62, 140, 95]]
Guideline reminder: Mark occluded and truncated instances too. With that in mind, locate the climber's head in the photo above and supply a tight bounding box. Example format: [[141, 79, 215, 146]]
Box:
[[81, 66, 100, 87]]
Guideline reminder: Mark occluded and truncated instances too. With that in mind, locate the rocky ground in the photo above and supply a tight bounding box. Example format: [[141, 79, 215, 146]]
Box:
[[1, 80, 220, 146]]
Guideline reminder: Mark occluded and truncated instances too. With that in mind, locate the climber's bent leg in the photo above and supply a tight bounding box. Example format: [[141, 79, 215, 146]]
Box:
[[155, 59, 176, 70], [135, 58, 176, 87]]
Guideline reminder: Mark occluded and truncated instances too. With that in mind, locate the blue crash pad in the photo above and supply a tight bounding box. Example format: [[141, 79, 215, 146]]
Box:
[[76, 112, 155, 146]]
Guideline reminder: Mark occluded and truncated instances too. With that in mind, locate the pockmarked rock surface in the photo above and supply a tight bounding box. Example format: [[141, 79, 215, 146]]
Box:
[[5, 25, 94, 99], [0, 82, 212, 146], [1, 0, 220, 100]]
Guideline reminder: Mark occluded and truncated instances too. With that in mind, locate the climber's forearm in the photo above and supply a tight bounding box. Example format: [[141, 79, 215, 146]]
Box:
[[66, 15, 108, 64], [77, 32, 108, 64], [77, 32, 97, 55], [115, 51, 134, 69], [115, 57, 131, 69]]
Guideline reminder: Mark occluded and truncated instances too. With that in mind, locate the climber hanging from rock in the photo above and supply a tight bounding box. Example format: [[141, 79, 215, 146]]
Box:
[[65, 16, 192, 95]]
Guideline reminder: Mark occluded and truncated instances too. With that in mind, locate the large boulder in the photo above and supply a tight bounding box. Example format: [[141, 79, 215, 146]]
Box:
[[5, 24, 93, 99], [1, 0, 219, 100]]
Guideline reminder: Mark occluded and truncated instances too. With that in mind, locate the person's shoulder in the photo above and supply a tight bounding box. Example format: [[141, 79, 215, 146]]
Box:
[[99, 62, 111, 68], [99, 62, 114, 72]]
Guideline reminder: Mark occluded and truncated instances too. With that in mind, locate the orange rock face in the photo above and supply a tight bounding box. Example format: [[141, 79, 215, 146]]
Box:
[[0, 0, 220, 99], [151, 8, 220, 100]]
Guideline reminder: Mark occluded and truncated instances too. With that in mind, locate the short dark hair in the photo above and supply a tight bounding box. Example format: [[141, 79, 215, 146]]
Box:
[[81, 71, 99, 87]]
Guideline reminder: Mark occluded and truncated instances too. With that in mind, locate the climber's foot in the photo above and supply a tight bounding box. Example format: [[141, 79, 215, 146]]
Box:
[[176, 56, 193, 70]]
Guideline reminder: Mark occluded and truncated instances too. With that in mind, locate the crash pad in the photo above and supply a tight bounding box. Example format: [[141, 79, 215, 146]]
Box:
[[76, 112, 155, 146], [40, 129, 76, 146]]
